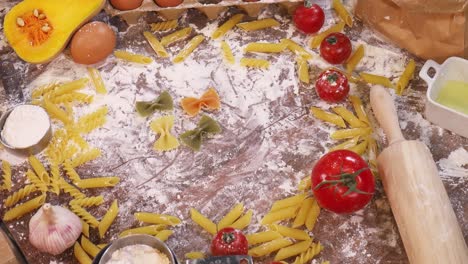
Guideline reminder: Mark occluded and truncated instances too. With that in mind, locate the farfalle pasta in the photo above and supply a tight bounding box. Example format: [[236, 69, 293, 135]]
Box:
[[180, 88, 221, 117], [150, 115, 180, 151], [179, 115, 222, 151], [136, 91, 174, 117]]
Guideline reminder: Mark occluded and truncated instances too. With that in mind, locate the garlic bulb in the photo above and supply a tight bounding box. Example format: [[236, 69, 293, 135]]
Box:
[[29, 203, 82, 255]]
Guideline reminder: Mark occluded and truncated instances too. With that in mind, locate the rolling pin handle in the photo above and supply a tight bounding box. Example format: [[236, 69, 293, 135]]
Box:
[[370, 85, 405, 145]]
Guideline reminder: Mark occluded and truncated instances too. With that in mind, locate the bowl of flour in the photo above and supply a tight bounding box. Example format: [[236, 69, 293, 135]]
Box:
[[0, 104, 52, 156]]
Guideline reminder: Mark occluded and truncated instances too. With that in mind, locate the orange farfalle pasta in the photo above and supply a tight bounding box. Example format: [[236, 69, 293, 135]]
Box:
[[181, 88, 221, 117]]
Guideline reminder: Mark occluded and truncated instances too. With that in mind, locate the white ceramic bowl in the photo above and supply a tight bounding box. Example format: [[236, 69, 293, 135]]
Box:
[[419, 57, 468, 139]]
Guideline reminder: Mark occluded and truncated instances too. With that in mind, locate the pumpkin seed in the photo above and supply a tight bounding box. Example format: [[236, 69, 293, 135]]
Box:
[[16, 17, 25, 27], [33, 9, 39, 18], [41, 25, 51, 32], [38, 14, 46, 20]]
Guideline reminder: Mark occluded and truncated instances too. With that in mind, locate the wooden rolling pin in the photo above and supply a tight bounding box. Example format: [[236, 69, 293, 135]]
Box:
[[370, 86, 468, 264]]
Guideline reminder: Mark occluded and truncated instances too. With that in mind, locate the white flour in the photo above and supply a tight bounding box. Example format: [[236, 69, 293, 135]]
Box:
[[1, 105, 50, 148], [438, 147, 468, 178]]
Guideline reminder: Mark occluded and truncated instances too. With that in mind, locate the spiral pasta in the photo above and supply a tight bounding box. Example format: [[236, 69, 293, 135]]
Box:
[[59, 179, 85, 199], [4, 185, 37, 208], [220, 41, 235, 64], [31, 82, 59, 99], [49, 162, 61, 195], [77, 106, 108, 134], [63, 160, 82, 183], [25, 169, 48, 193], [51, 92, 94, 105], [70, 196, 104, 207], [150, 20, 178, 31], [70, 204, 100, 228], [70, 148, 102, 168], [292, 242, 323, 264]]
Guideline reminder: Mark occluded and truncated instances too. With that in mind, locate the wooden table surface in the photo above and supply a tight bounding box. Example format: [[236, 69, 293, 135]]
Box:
[[0, 1, 467, 264]]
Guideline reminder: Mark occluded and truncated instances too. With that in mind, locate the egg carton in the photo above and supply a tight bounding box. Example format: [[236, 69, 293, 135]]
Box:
[[105, 0, 303, 21]]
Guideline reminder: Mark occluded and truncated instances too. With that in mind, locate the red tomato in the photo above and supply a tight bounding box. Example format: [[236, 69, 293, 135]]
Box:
[[293, 3, 325, 34], [315, 69, 350, 102], [154, 0, 183, 7], [320, 32, 352, 64], [211, 227, 248, 256], [311, 150, 375, 214]]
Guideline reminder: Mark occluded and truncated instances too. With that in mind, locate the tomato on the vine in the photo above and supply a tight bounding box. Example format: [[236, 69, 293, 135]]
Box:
[[311, 150, 375, 214], [154, 0, 183, 7], [293, 1, 325, 34], [211, 227, 248, 256], [320, 32, 352, 64], [315, 68, 350, 102]]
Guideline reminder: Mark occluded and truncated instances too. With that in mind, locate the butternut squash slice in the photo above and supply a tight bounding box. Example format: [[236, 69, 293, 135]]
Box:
[[3, 0, 106, 64]]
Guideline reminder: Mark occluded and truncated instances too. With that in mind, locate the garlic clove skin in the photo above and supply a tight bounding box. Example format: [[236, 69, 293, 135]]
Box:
[[29, 203, 82, 255]]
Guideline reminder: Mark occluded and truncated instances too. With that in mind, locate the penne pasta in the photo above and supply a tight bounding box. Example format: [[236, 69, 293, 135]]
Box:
[[119, 225, 166, 237], [310, 107, 346, 128], [275, 239, 312, 261], [296, 57, 310, 84], [134, 212, 181, 226], [332, 0, 353, 27], [281, 39, 312, 59], [43, 97, 72, 124], [81, 236, 100, 258], [98, 200, 119, 238], [3, 194, 46, 221], [24, 170, 47, 193], [244, 42, 287, 53], [160, 27, 192, 47], [173, 35, 205, 64], [329, 136, 360, 152], [332, 106, 366, 128], [190, 208, 217, 235], [297, 176, 311, 192], [114, 50, 153, 64], [249, 238, 293, 257], [396, 59, 416, 95], [185, 251, 205, 259], [348, 138, 369, 155], [150, 20, 178, 32], [81, 219, 90, 237], [310, 22, 345, 48], [240, 58, 270, 69], [74, 242, 92, 264], [220, 41, 235, 64], [2, 160, 12, 191], [269, 224, 310, 241], [87, 67, 107, 94], [261, 205, 300, 225], [4, 185, 37, 208], [155, 229, 173, 242], [349, 95, 370, 124], [212, 14, 244, 39], [330, 127, 372, 140], [346, 45, 364, 73], [305, 199, 321, 231], [143, 31, 169, 58], [51, 78, 89, 97], [271, 193, 307, 212], [359, 72, 394, 88], [229, 209, 253, 230], [218, 203, 244, 230], [292, 198, 314, 228], [74, 177, 120, 189], [246, 231, 283, 245], [237, 18, 280, 31]]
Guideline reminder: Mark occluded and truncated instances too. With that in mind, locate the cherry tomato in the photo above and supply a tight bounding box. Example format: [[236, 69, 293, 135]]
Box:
[[293, 2, 325, 34], [320, 32, 352, 64], [154, 0, 183, 7], [315, 69, 350, 102], [311, 150, 375, 214], [211, 227, 248, 256]]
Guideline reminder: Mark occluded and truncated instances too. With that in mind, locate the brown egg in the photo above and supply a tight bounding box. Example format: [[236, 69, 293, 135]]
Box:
[[110, 0, 143, 10], [70, 21, 116, 65], [154, 0, 183, 8]]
